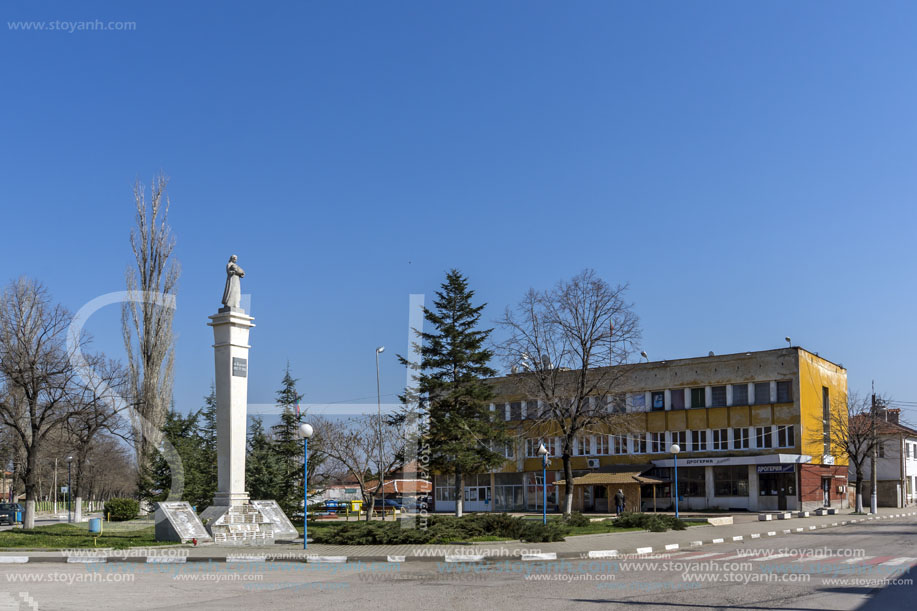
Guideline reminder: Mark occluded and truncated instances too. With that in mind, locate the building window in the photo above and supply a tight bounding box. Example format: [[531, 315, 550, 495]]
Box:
[[731, 384, 748, 406], [672, 430, 686, 450], [754, 382, 771, 405], [632, 393, 646, 411], [493, 403, 507, 421], [594, 435, 609, 456], [776, 381, 793, 403], [575, 436, 590, 456], [878, 442, 886, 459], [670, 389, 685, 410], [776, 425, 795, 448], [711, 386, 727, 407], [677, 467, 707, 497], [712, 428, 728, 450], [509, 402, 523, 421], [734, 427, 750, 450], [691, 387, 706, 408], [714, 465, 749, 497], [435, 487, 455, 502], [756, 426, 773, 449], [691, 430, 708, 451], [651, 391, 665, 411], [526, 438, 556, 458], [609, 394, 626, 414], [612, 435, 627, 455], [650, 432, 664, 453], [632, 434, 647, 454]]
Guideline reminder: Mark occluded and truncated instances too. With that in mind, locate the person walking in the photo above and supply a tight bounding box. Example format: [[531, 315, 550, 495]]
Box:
[[614, 489, 625, 515]]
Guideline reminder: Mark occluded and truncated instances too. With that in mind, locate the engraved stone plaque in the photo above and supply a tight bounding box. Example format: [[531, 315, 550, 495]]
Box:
[[155, 501, 212, 543], [232, 357, 247, 378], [251, 500, 298, 541]]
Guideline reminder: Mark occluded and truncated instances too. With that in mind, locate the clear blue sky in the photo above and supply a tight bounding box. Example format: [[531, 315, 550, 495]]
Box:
[[2, 1, 915, 424]]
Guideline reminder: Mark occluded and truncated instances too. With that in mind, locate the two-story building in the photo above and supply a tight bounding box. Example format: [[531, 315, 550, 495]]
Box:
[[851, 408, 917, 507], [432, 347, 849, 513]]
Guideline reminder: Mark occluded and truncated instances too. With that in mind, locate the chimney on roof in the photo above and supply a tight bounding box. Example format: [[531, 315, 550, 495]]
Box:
[[884, 408, 900, 425]]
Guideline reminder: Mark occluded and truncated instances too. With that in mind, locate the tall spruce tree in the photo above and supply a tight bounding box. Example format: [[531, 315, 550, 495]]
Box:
[[197, 385, 218, 509], [400, 269, 507, 517], [246, 417, 281, 505], [270, 366, 305, 519]]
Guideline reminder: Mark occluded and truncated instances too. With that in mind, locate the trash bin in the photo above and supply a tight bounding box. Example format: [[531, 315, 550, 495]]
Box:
[[15, 511, 22, 523], [88, 518, 102, 533]]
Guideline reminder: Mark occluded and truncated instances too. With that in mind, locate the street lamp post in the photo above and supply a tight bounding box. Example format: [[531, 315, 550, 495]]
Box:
[[66, 455, 73, 523], [537, 443, 549, 525], [670, 444, 680, 519], [375, 346, 385, 520], [299, 423, 314, 550]]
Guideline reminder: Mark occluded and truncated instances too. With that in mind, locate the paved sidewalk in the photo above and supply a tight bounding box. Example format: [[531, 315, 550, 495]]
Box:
[[1, 507, 914, 563]]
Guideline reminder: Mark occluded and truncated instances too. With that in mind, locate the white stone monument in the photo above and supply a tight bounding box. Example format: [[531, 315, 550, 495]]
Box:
[[196, 255, 293, 545]]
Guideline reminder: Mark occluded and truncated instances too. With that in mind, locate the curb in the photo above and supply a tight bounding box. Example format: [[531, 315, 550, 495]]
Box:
[[1, 511, 914, 565]]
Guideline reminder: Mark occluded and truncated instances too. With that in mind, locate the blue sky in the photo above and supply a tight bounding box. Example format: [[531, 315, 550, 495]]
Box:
[[2, 1, 916, 424]]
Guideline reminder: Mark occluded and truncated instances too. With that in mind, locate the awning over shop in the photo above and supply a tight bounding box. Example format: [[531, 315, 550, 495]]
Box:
[[555, 472, 668, 487]]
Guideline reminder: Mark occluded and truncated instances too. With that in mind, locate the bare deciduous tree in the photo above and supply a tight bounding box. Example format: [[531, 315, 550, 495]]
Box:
[[122, 173, 180, 496], [0, 278, 89, 528], [500, 269, 642, 517], [319, 415, 403, 521]]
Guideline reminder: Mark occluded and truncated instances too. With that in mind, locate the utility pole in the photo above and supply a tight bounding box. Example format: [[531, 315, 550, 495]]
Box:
[[53, 458, 58, 514], [871, 383, 878, 514]]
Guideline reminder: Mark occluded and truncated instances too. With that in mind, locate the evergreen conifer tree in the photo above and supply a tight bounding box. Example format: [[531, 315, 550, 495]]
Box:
[[400, 269, 508, 517], [270, 366, 305, 518]]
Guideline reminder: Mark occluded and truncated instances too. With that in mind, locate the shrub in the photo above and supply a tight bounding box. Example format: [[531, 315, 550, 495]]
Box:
[[612, 512, 688, 532], [565, 512, 591, 528], [519, 521, 567, 542], [105, 498, 139, 522]]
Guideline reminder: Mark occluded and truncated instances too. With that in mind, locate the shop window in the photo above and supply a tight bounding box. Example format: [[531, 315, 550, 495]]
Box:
[[714, 465, 749, 497], [677, 467, 707, 497]]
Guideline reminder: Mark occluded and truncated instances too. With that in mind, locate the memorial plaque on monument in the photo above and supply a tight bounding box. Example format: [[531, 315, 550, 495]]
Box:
[[251, 500, 298, 541], [232, 357, 247, 377], [155, 501, 212, 543]]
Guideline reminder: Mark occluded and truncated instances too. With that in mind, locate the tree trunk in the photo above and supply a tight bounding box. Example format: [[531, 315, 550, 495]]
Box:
[[562, 453, 574, 517], [455, 472, 464, 518], [855, 471, 864, 513], [23, 451, 37, 529]]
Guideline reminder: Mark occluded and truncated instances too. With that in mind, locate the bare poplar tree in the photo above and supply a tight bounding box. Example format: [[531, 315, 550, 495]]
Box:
[[0, 278, 88, 528], [500, 269, 642, 517], [122, 173, 180, 497]]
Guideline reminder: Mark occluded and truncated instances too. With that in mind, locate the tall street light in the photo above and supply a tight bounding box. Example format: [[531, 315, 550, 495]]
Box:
[[537, 443, 549, 525], [66, 455, 73, 523], [375, 346, 385, 520], [299, 423, 314, 550], [670, 444, 680, 519]]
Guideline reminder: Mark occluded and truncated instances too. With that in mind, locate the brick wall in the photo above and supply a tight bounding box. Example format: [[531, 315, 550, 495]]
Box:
[[800, 464, 847, 503]]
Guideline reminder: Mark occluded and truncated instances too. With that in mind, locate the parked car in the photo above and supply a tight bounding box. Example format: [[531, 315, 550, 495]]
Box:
[[0, 503, 24, 525], [372, 498, 403, 511]]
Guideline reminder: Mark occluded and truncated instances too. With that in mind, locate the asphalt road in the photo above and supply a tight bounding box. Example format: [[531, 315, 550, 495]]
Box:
[[1, 515, 914, 611]]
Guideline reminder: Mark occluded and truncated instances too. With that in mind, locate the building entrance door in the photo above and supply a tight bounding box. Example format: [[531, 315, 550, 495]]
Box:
[[778, 477, 787, 511], [821, 478, 831, 507]]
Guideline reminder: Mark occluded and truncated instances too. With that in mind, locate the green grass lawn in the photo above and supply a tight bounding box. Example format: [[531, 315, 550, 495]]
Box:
[[0, 522, 181, 550]]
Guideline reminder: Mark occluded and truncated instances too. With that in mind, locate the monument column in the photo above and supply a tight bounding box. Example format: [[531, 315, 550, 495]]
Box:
[[208, 307, 254, 507]]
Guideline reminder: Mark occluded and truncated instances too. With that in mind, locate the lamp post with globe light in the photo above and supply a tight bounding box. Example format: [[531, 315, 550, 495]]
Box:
[[537, 443, 549, 524], [670, 444, 681, 519], [299, 423, 314, 550]]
